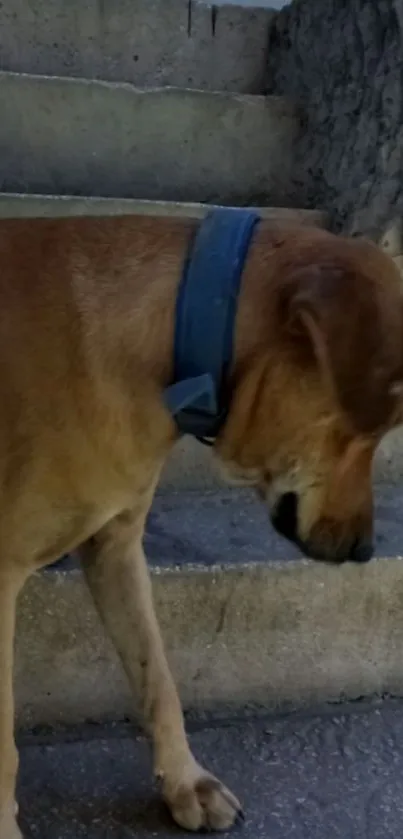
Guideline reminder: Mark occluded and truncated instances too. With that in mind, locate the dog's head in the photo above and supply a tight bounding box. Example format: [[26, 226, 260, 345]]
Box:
[[217, 229, 403, 564]]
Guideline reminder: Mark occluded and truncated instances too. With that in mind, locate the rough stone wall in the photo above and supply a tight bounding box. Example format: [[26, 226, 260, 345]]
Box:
[[266, 0, 403, 246]]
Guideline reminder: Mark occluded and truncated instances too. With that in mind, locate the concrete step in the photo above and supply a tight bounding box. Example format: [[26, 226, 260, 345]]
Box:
[[0, 72, 299, 205], [0, 193, 327, 225], [16, 702, 403, 838], [0, 1, 275, 94], [15, 484, 403, 728]]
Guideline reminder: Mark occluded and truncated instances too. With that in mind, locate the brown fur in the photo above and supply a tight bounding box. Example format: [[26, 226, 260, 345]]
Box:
[[0, 214, 402, 836]]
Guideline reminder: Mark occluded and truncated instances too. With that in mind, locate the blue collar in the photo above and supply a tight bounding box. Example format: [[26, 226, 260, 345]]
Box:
[[164, 208, 260, 444]]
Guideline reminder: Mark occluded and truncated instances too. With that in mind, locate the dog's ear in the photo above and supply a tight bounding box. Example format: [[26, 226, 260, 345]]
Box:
[[284, 261, 403, 433]]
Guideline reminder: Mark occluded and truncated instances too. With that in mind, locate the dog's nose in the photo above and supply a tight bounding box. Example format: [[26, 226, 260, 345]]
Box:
[[349, 537, 373, 563], [271, 492, 298, 543]]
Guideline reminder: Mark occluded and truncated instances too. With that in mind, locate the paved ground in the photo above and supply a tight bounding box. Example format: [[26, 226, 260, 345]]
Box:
[[17, 701, 403, 838]]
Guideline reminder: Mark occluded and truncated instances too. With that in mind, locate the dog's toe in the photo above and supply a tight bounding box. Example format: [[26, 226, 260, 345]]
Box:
[[164, 769, 242, 832]]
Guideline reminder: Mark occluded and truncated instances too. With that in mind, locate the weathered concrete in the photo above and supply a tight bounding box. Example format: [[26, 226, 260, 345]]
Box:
[[266, 0, 403, 239], [0, 1, 274, 94], [0, 193, 326, 225], [15, 486, 403, 727], [16, 703, 403, 838], [0, 72, 298, 205]]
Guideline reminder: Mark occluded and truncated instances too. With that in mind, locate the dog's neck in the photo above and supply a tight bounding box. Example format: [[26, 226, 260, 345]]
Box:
[[75, 214, 279, 453], [83, 214, 275, 383]]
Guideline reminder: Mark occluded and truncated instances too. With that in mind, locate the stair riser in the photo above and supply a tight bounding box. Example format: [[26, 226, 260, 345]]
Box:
[[0, 0, 272, 93], [0, 194, 327, 224], [0, 73, 297, 205], [16, 557, 403, 727]]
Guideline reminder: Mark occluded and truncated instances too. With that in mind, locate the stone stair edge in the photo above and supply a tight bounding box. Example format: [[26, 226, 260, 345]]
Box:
[[0, 69, 285, 102], [0, 193, 327, 224], [16, 546, 403, 727], [15, 488, 403, 726]]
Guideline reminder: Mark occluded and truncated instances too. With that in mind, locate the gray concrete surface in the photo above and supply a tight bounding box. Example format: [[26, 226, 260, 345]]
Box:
[[0, 1, 274, 93], [15, 484, 403, 728], [0, 194, 326, 224], [16, 702, 403, 838], [0, 73, 298, 205]]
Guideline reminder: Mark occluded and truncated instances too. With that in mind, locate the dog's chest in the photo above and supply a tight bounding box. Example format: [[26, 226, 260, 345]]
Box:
[[33, 497, 130, 567]]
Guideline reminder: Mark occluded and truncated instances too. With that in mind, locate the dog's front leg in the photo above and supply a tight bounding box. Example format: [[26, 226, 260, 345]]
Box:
[[80, 509, 242, 832], [0, 570, 25, 839]]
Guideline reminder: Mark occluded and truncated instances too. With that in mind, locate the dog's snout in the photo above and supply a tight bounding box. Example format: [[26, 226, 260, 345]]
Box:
[[271, 492, 298, 543], [271, 491, 374, 566], [349, 537, 373, 564], [270, 490, 374, 566]]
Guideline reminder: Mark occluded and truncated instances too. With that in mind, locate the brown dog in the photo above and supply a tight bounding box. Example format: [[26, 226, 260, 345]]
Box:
[[0, 213, 403, 838]]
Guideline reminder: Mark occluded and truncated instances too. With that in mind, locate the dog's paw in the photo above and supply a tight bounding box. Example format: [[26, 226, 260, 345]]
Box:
[[162, 765, 243, 832]]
